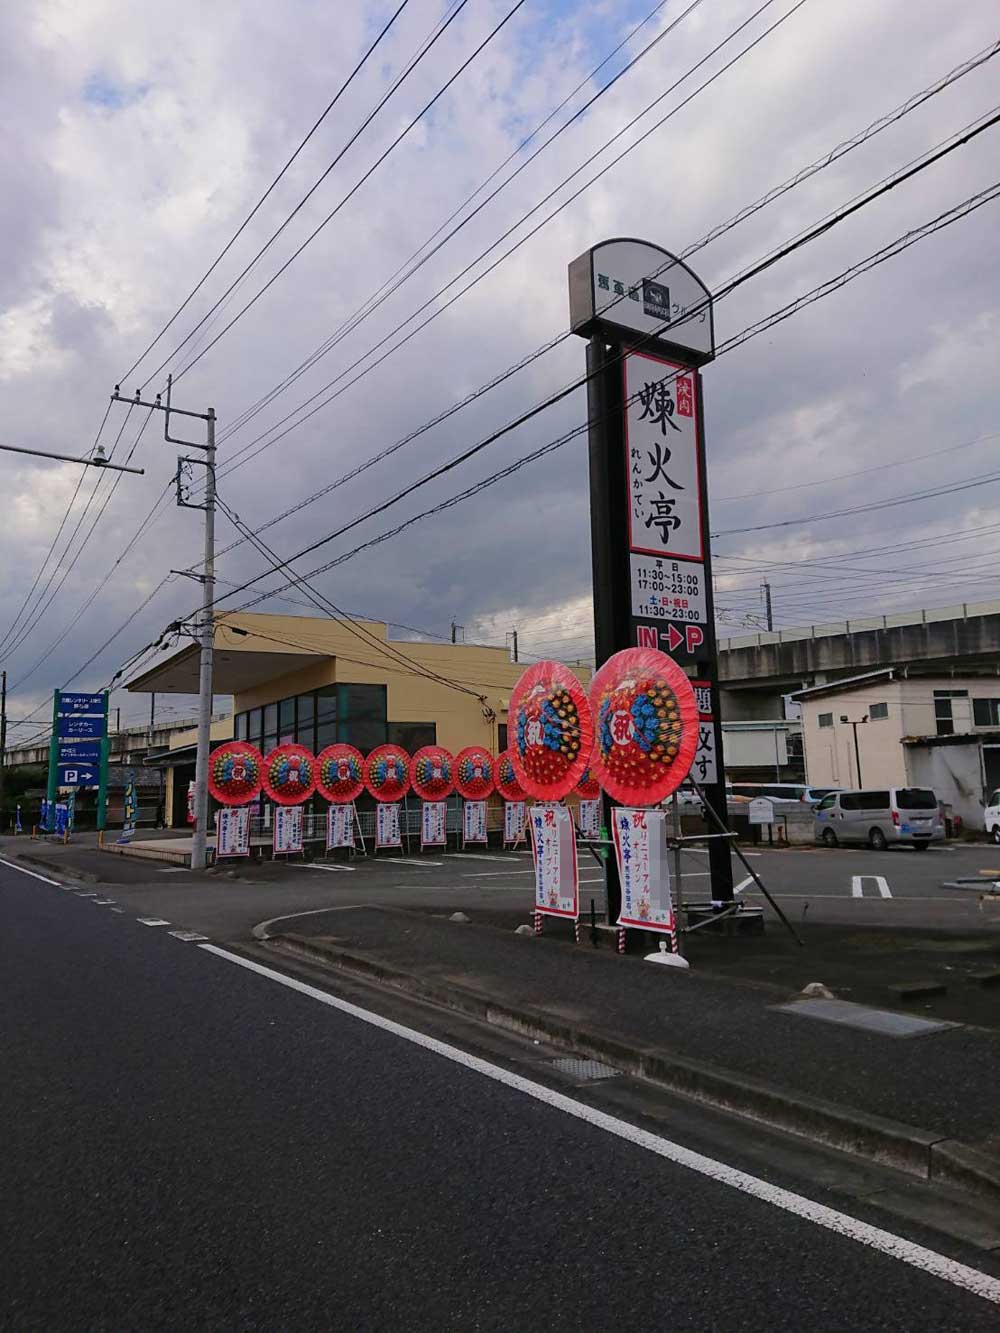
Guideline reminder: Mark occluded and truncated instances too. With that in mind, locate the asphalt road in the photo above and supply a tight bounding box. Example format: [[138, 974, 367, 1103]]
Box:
[[3, 858, 999, 1330], [8, 837, 996, 942]]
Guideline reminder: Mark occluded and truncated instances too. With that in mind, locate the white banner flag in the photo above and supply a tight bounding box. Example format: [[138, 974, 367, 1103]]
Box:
[[529, 802, 578, 919], [376, 802, 402, 848], [421, 801, 447, 847], [462, 799, 487, 845], [503, 800, 526, 847], [273, 805, 304, 855], [326, 804, 355, 850], [612, 808, 673, 933], [216, 806, 250, 858], [578, 798, 601, 840]]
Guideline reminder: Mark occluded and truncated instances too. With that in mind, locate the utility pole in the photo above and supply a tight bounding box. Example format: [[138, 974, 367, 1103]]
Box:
[[842, 713, 868, 786], [112, 378, 216, 870], [762, 581, 773, 632], [511, 627, 518, 662], [450, 621, 463, 644]]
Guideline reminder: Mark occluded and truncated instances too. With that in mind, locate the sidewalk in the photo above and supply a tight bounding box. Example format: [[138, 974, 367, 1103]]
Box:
[[270, 905, 1000, 1201]]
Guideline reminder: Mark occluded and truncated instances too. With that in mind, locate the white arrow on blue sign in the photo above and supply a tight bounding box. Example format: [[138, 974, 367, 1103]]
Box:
[[57, 764, 99, 787]]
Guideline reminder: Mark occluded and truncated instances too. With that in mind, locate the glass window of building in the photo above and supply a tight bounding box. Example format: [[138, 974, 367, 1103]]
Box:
[[247, 708, 263, 743], [279, 697, 295, 740], [263, 702, 278, 736], [316, 687, 337, 751], [235, 712, 248, 740], [338, 683, 387, 752], [263, 732, 278, 756], [297, 694, 315, 748], [387, 722, 436, 752]]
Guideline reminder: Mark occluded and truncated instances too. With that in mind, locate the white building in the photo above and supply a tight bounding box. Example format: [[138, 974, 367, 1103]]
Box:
[[794, 669, 1000, 829]]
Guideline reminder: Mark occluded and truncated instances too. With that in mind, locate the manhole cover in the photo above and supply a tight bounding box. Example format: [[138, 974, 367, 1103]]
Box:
[[773, 997, 958, 1037], [550, 1057, 621, 1081]]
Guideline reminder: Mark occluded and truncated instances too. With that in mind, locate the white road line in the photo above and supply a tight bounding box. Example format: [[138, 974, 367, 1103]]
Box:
[[136, 918, 171, 927], [94, 898, 116, 906], [445, 854, 513, 863], [852, 876, 892, 899], [252, 902, 375, 941], [733, 875, 754, 895], [200, 943, 1000, 1308], [110, 907, 125, 913], [169, 930, 209, 942], [463, 869, 535, 877], [389, 858, 443, 867], [291, 862, 356, 873], [0, 856, 63, 886]]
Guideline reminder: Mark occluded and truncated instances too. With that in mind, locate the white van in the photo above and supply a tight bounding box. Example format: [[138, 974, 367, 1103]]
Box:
[[814, 787, 943, 850], [984, 789, 1000, 844]]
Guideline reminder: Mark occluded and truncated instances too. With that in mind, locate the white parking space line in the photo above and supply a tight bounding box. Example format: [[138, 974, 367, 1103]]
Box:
[[445, 854, 514, 863], [201, 944, 1000, 1307], [733, 875, 754, 895], [292, 862, 356, 873], [169, 930, 210, 942], [388, 858, 443, 867], [852, 875, 892, 899], [463, 869, 534, 877], [136, 918, 171, 927]]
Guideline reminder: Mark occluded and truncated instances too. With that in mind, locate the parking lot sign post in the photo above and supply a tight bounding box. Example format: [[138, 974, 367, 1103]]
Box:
[[46, 690, 110, 831], [569, 237, 733, 913]]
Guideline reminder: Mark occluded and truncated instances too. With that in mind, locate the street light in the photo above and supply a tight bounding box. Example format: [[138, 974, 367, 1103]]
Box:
[[840, 714, 868, 786]]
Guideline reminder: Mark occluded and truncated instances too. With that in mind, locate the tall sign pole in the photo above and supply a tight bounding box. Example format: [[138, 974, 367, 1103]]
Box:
[[569, 238, 733, 910]]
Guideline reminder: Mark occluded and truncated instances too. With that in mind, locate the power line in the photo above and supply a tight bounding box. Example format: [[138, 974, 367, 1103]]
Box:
[[161, 0, 527, 390], [223, 173, 1000, 613], [117, 0, 412, 388], [208, 0, 804, 478], [209, 121, 1000, 614], [218, 0, 707, 443], [203, 30, 997, 547]]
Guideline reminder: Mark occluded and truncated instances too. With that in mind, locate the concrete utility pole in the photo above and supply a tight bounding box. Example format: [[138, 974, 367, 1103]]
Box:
[[0, 670, 6, 827], [762, 581, 773, 632], [841, 713, 868, 786], [112, 378, 216, 870]]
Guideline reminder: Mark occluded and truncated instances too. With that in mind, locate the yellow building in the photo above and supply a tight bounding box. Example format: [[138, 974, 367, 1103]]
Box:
[[128, 612, 545, 826]]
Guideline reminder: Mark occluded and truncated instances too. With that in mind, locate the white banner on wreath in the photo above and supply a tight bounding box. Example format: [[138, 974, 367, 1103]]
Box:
[[273, 805, 304, 855], [376, 802, 402, 848], [216, 806, 250, 858], [529, 802, 578, 919], [326, 804, 355, 850], [503, 801, 526, 846], [612, 808, 673, 933], [462, 799, 487, 845], [421, 801, 447, 847], [578, 798, 601, 840]]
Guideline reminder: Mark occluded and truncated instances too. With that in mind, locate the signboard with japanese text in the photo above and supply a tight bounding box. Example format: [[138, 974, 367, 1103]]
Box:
[[57, 741, 101, 766], [568, 239, 715, 363], [612, 808, 674, 934], [118, 775, 136, 844], [630, 555, 706, 624], [273, 805, 303, 855], [216, 806, 251, 858], [421, 801, 447, 848], [462, 800, 488, 845], [578, 798, 601, 840], [58, 692, 104, 716], [58, 764, 98, 787], [625, 351, 702, 562], [503, 801, 526, 847], [529, 802, 578, 919], [327, 804, 355, 850], [690, 679, 718, 786], [57, 714, 104, 739], [376, 802, 402, 849]]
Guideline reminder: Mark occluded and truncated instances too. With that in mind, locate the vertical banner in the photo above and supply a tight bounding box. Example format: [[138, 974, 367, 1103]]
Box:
[[376, 802, 402, 849], [529, 802, 579, 919], [273, 805, 304, 855], [578, 798, 601, 840], [421, 801, 447, 848], [118, 773, 137, 844], [326, 804, 355, 850], [66, 789, 76, 834], [54, 803, 68, 837], [612, 808, 674, 934], [462, 800, 487, 845], [187, 780, 196, 825], [40, 798, 50, 832], [503, 800, 526, 847], [15, 804, 22, 834], [216, 806, 251, 858]]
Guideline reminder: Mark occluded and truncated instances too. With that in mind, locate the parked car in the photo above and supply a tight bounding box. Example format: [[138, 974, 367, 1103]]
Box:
[[983, 789, 1000, 844], [813, 787, 943, 849]]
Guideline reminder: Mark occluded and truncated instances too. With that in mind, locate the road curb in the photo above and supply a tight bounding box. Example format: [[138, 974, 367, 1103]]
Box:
[[12, 850, 99, 883], [273, 931, 1000, 1206]]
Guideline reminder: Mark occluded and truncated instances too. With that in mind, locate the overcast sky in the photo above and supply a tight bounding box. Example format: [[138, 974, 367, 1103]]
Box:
[[2, 0, 999, 733]]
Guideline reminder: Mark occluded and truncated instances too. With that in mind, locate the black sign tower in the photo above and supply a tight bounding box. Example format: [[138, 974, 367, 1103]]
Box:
[[569, 237, 733, 916]]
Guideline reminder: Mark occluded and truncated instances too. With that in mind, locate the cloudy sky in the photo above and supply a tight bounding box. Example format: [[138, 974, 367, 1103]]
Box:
[[2, 0, 999, 734]]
